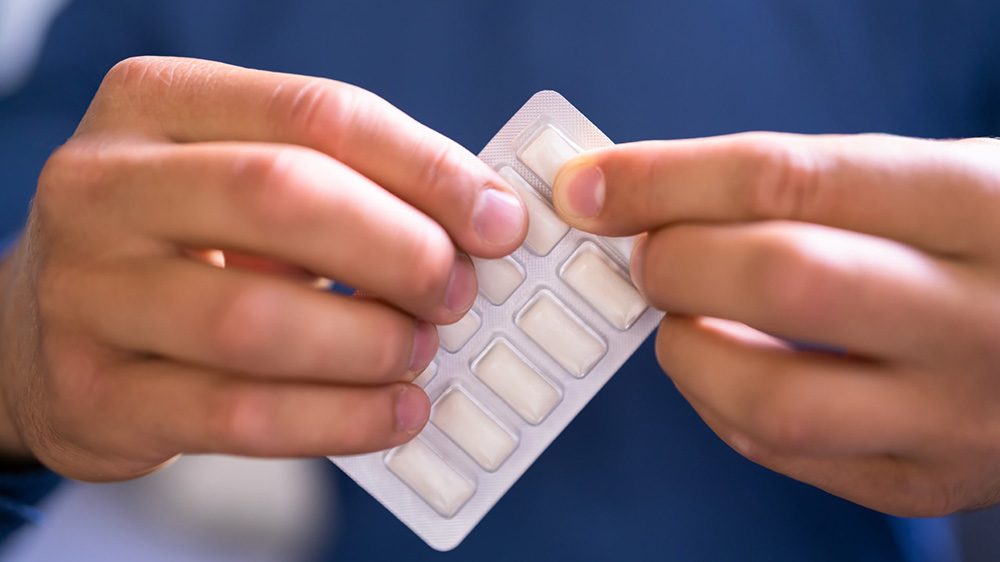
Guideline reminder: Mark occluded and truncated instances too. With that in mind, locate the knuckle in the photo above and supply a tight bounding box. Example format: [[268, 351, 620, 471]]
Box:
[[36, 142, 106, 220], [208, 385, 273, 453], [724, 431, 772, 466], [208, 285, 278, 363], [414, 141, 466, 201], [736, 133, 821, 221], [883, 467, 958, 517], [274, 78, 365, 153], [43, 343, 106, 422], [750, 233, 836, 325], [748, 389, 817, 453], [100, 56, 196, 96], [233, 147, 325, 231], [100, 56, 158, 93], [34, 259, 87, 329]]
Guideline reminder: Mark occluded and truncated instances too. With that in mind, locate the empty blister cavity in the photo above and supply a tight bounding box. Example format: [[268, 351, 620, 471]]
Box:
[[472, 256, 525, 305], [498, 167, 568, 255], [517, 125, 581, 187], [439, 310, 481, 353], [385, 438, 475, 518], [432, 388, 517, 471], [561, 242, 647, 330], [473, 339, 561, 424], [515, 290, 606, 377], [414, 362, 437, 387]]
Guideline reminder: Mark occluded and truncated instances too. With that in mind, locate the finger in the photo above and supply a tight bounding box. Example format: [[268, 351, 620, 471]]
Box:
[[79, 141, 478, 323], [93, 360, 430, 458], [634, 221, 979, 364], [552, 132, 1000, 255], [655, 315, 928, 456], [677, 385, 946, 517], [64, 257, 438, 385], [81, 56, 526, 256]]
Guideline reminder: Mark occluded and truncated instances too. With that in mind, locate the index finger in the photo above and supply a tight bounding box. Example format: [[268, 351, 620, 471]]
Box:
[[80, 56, 527, 258], [551, 132, 1000, 256]]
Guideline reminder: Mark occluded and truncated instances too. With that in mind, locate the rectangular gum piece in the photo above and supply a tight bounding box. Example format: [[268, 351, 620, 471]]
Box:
[[438, 310, 481, 353], [498, 166, 568, 256], [605, 236, 636, 264], [473, 339, 560, 425], [561, 242, 648, 330], [431, 388, 517, 472], [471, 256, 525, 305], [516, 125, 581, 187], [413, 362, 437, 387], [515, 291, 606, 377], [385, 437, 475, 518]]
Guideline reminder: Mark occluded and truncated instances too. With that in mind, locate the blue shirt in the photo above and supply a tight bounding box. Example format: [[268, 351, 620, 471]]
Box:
[[2, 1, 998, 560]]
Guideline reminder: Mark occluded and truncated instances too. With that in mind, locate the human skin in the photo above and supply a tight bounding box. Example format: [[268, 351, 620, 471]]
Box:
[[0, 56, 527, 481], [553, 133, 1000, 516]]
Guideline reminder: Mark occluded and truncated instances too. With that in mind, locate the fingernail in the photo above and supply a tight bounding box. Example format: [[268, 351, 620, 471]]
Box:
[[395, 385, 430, 434], [629, 234, 648, 298], [408, 321, 438, 373], [472, 187, 525, 246], [444, 254, 477, 314], [556, 165, 605, 219]]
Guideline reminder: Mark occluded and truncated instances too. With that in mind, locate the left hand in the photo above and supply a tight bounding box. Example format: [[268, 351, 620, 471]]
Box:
[[552, 132, 1000, 517]]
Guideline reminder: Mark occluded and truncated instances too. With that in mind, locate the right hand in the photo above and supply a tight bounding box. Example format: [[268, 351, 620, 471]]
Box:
[[0, 56, 527, 481]]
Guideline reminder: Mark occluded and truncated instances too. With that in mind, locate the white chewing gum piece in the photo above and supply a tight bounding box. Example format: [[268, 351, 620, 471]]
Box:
[[498, 166, 568, 255], [606, 236, 636, 265], [473, 340, 560, 424], [385, 438, 474, 518], [515, 291, 605, 377], [413, 362, 438, 387], [438, 310, 481, 353], [561, 244, 647, 330], [472, 256, 525, 305], [517, 125, 581, 187], [431, 389, 517, 472]]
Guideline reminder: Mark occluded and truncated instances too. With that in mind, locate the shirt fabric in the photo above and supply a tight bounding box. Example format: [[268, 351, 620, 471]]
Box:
[[1, 1, 998, 560]]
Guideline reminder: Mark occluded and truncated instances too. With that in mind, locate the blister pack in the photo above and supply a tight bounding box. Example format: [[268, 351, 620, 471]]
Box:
[[330, 91, 665, 551]]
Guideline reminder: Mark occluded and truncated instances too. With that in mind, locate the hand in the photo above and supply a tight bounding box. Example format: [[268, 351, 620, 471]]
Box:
[[553, 132, 1000, 516], [0, 57, 526, 480]]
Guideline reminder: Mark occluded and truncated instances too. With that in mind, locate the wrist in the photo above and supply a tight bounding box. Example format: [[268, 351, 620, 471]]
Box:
[[0, 238, 37, 461]]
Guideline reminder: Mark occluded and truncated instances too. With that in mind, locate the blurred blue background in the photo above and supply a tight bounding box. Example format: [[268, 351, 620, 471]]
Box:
[[1, 1, 999, 560]]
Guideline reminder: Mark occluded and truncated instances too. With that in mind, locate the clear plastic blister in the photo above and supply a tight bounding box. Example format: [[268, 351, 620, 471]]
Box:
[[330, 91, 665, 551]]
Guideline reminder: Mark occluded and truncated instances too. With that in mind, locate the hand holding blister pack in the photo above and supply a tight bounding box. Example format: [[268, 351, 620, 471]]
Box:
[[330, 91, 665, 550]]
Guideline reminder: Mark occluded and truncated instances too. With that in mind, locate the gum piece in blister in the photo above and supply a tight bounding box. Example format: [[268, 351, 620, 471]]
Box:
[[438, 310, 481, 353], [498, 167, 568, 256], [517, 125, 581, 187], [431, 388, 517, 472], [330, 91, 669, 552], [473, 339, 560, 424], [561, 242, 647, 330], [471, 256, 525, 305], [414, 362, 437, 387], [385, 438, 475, 518], [605, 236, 636, 264], [515, 290, 606, 377]]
